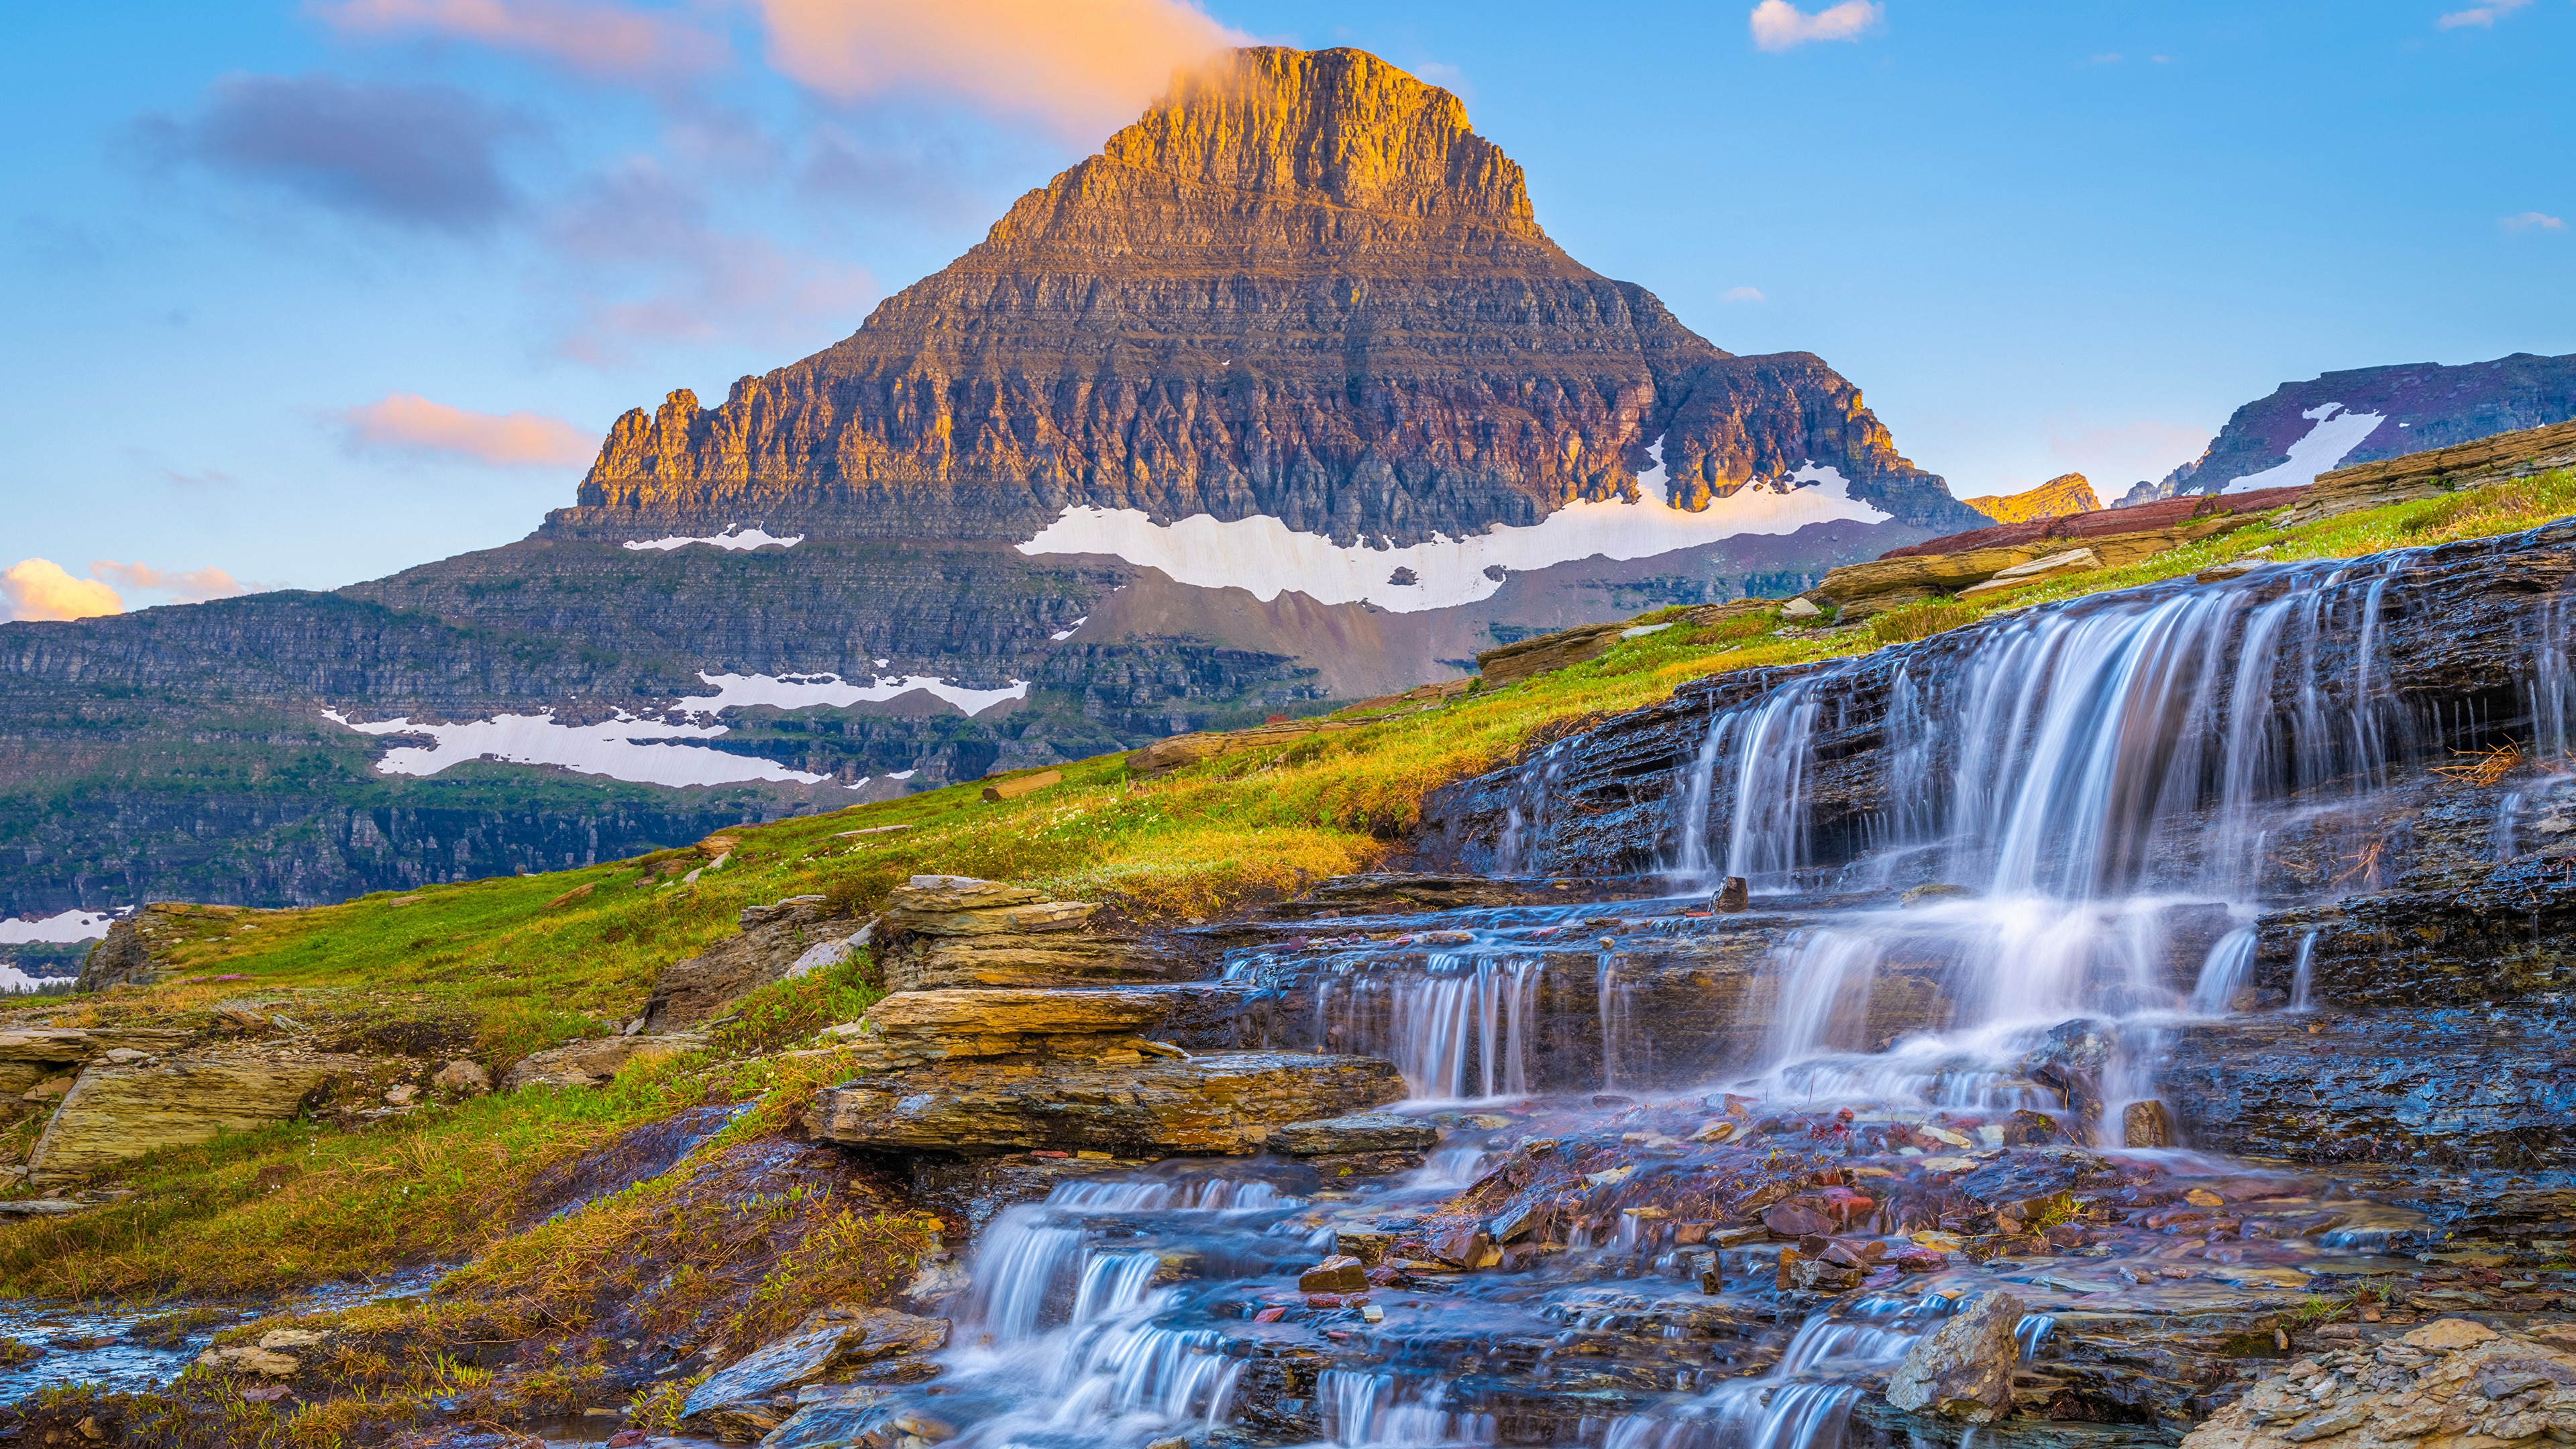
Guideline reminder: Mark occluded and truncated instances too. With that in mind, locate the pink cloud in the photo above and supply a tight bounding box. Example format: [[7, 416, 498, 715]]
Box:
[[745, 0, 1247, 139], [2, 561, 123, 623], [340, 393, 595, 466], [2438, 0, 2532, 28], [1749, 0, 1884, 52], [313, 0, 722, 81], [88, 561, 255, 604]]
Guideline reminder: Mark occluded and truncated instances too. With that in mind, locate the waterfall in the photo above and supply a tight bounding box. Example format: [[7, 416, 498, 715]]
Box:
[[2288, 929, 2319, 1012], [1310, 952, 1540, 1100], [1319, 1369, 1497, 1448], [1639, 552, 2535, 1136], [1600, 1316, 1913, 1449]]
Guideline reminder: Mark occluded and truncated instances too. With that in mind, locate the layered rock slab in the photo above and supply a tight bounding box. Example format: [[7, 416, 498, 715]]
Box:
[[806, 1050, 1406, 1157]]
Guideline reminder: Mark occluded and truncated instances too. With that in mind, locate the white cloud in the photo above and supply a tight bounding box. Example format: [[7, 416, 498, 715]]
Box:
[[1721, 286, 1766, 303], [1750, 0, 1884, 52], [2502, 211, 2567, 232], [2438, 0, 2532, 27], [89, 561, 254, 603], [339, 392, 595, 466], [1, 560, 123, 623]]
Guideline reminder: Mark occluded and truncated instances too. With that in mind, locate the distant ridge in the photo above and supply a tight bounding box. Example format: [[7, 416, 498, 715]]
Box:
[[1964, 472, 2099, 524]]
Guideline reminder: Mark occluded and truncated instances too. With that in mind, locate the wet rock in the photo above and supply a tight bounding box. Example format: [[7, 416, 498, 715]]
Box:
[[1432, 1227, 1501, 1269], [2161, 1006, 2576, 1167], [806, 1051, 1405, 1157], [27, 1050, 370, 1181], [2002, 1109, 2068, 1146], [2180, 1319, 2576, 1449], [680, 1308, 947, 1442], [759, 1391, 895, 1449], [1297, 1256, 1368, 1293], [502, 1034, 702, 1091], [1886, 1289, 2024, 1423], [2123, 1098, 2175, 1148], [1277, 1111, 1438, 1158], [1900, 883, 1974, 907], [1762, 1201, 1833, 1238], [1713, 876, 1749, 912], [1775, 1250, 1864, 1293]]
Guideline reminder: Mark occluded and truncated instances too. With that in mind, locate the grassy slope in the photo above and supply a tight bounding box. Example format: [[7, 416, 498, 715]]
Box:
[[0, 472, 2566, 1311]]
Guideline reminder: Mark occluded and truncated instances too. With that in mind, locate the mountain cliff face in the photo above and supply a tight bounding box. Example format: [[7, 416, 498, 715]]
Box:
[[559, 48, 1970, 541], [2118, 351, 2576, 505], [1962, 472, 2098, 523], [0, 46, 1968, 915]]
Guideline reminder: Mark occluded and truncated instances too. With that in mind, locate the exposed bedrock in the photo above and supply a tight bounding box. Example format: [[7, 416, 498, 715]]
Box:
[[1417, 523, 2576, 882]]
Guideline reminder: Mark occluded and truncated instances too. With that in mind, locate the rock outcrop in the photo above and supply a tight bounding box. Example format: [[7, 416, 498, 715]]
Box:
[[680, 1307, 948, 1442], [501, 1034, 703, 1092], [27, 1049, 370, 1181], [872, 875, 1172, 991], [2285, 417, 2576, 525], [643, 895, 871, 1031], [2179, 1319, 2576, 1449]]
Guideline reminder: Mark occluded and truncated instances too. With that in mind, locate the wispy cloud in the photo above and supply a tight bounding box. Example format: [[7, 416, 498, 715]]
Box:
[[744, 0, 1248, 139], [1, 561, 122, 623], [339, 393, 596, 466], [1722, 286, 1767, 303], [2438, 0, 2532, 28], [1749, 0, 1884, 52], [137, 73, 527, 232], [541, 160, 876, 364], [88, 561, 255, 603], [313, 0, 723, 83], [2502, 211, 2567, 232]]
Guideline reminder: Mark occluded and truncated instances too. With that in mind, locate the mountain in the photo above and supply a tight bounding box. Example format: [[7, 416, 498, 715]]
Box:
[[1962, 472, 2098, 523], [0, 46, 1972, 915], [2115, 350, 2576, 506]]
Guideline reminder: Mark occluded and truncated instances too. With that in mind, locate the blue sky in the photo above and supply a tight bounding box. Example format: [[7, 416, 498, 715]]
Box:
[[3, 0, 2570, 616]]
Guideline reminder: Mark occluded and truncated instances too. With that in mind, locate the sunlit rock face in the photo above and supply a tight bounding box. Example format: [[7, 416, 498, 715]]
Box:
[[557, 46, 1973, 545]]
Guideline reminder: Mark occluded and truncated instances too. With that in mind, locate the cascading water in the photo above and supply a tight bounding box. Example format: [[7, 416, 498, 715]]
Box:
[[1303, 951, 1540, 1100], [1601, 1315, 1915, 1449], [1648, 552, 2540, 1139]]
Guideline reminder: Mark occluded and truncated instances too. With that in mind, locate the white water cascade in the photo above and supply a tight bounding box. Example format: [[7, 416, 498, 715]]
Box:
[[1601, 1315, 1915, 1449], [1660, 553, 2546, 1136], [1304, 951, 1541, 1100]]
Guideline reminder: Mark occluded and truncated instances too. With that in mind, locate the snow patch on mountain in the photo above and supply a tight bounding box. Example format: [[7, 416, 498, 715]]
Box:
[[2222, 402, 2389, 494], [622, 527, 804, 552], [1015, 467, 1888, 612]]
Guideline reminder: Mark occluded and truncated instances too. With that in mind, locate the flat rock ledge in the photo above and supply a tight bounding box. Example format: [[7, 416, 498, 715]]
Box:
[[806, 1051, 1405, 1157]]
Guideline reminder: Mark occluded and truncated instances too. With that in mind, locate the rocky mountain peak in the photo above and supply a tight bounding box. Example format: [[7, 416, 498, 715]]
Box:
[[1093, 47, 1536, 229], [568, 44, 1972, 543]]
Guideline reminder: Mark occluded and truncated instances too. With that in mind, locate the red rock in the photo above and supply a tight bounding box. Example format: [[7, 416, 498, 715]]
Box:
[[1764, 1201, 1833, 1239], [1252, 1307, 1287, 1324]]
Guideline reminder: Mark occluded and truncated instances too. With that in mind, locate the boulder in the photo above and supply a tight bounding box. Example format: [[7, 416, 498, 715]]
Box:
[[502, 1034, 702, 1091], [680, 1309, 947, 1442], [28, 1051, 370, 1181], [2122, 1099, 2174, 1148], [2179, 1319, 2576, 1449], [1297, 1256, 1368, 1293], [432, 1059, 492, 1094], [196, 1345, 301, 1377], [1886, 1289, 2024, 1423], [641, 897, 869, 1031], [1277, 1111, 1438, 1157], [806, 1051, 1406, 1157]]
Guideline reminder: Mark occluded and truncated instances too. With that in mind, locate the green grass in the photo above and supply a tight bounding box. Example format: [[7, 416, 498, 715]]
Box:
[[0, 470, 2567, 1315]]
